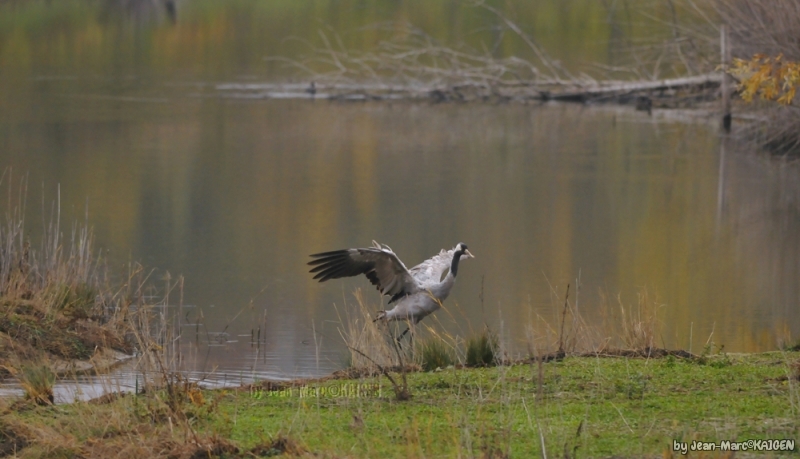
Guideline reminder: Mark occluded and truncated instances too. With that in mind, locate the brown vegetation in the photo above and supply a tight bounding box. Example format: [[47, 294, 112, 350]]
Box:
[[0, 176, 205, 414], [0, 175, 145, 404], [335, 281, 692, 403]]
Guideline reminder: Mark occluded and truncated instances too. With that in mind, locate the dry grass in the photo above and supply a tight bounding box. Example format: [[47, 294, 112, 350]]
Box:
[[615, 289, 662, 352], [0, 174, 136, 379], [0, 393, 310, 459], [0, 174, 295, 456], [337, 288, 399, 370], [0, 417, 32, 457], [338, 282, 668, 383], [519, 282, 666, 363], [337, 289, 416, 400], [0, 173, 191, 403], [340, 289, 500, 369], [17, 362, 56, 405]]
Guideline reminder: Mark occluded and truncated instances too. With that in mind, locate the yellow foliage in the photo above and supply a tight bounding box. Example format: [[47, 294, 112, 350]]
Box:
[[187, 387, 205, 407], [729, 54, 800, 105]]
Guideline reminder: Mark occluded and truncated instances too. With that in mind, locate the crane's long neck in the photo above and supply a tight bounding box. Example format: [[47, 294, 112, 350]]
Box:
[[450, 250, 464, 277]]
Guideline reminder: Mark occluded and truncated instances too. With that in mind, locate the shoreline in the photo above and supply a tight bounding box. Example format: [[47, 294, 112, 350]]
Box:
[[2, 350, 797, 458]]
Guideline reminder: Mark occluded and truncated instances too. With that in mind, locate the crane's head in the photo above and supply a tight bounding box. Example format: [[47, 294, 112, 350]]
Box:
[[456, 243, 475, 260]]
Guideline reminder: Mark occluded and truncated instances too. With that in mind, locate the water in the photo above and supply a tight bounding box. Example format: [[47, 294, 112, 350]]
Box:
[[0, 1, 799, 398]]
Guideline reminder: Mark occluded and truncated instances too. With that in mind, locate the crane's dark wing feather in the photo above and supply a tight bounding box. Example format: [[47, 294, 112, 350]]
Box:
[[308, 246, 419, 298], [387, 292, 408, 304]]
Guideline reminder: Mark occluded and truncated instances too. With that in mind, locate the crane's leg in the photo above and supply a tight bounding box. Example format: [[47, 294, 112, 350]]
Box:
[[396, 327, 411, 349]]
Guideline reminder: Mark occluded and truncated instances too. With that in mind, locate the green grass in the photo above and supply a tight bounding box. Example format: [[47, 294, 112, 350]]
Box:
[[417, 337, 455, 371], [217, 354, 798, 457], [466, 328, 498, 367], [18, 363, 55, 405], [4, 352, 799, 458]]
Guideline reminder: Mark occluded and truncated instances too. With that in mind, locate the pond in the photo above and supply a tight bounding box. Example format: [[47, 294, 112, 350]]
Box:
[[1, 1, 799, 399]]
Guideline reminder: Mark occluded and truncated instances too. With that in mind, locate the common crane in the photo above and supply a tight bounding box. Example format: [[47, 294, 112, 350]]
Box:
[[308, 241, 474, 341]]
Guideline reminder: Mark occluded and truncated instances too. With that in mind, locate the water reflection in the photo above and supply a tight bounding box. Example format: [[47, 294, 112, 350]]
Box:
[[2, 95, 799, 386], [0, 1, 798, 389], [100, 0, 177, 26]]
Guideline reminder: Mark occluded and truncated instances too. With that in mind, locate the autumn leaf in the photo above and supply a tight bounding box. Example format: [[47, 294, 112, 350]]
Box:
[[729, 53, 799, 105]]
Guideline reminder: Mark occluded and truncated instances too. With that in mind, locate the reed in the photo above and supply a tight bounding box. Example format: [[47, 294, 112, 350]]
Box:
[[0, 173, 186, 406], [417, 335, 455, 371], [337, 288, 399, 369], [18, 362, 55, 405], [338, 281, 667, 374], [0, 174, 134, 382], [465, 327, 498, 367]]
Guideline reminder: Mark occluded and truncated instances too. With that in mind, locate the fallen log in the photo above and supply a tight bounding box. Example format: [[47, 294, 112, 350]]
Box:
[[553, 73, 722, 98], [215, 73, 726, 109], [544, 74, 722, 101]]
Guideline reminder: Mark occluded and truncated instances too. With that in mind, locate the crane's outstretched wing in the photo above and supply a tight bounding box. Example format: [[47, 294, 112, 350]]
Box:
[[308, 243, 420, 298]]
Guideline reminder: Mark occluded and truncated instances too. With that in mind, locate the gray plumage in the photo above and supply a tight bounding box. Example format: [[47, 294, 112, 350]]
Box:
[[308, 241, 474, 326]]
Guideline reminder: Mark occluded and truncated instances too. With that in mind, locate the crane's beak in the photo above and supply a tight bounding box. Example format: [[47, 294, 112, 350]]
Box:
[[465, 249, 475, 258]]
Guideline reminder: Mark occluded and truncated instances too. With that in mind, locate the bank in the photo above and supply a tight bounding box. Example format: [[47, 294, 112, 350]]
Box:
[[2, 351, 797, 458]]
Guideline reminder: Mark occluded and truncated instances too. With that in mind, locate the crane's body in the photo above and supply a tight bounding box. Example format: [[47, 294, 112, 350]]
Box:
[[308, 242, 474, 335], [377, 269, 456, 324]]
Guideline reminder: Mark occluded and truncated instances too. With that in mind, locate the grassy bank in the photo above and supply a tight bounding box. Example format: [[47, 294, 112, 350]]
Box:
[[0, 238, 131, 382], [0, 177, 159, 405], [2, 351, 798, 458]]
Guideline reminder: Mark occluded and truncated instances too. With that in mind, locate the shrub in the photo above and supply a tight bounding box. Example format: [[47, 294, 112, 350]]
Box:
[[418, 337, 454, 371], [465, 328, 497, 367], [19, 363, 55, 405]]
